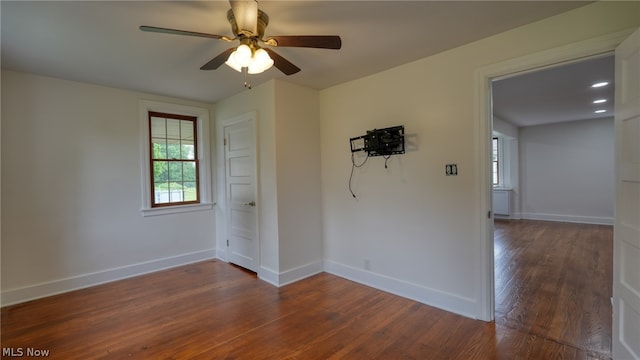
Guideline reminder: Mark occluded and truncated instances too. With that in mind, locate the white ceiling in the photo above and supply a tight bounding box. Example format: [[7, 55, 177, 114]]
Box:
[[492, 54, 615, 128], [2, 0, 592, 105]]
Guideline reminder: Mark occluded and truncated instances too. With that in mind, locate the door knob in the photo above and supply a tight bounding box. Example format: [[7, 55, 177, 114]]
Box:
[[244, 201, 256, 207]]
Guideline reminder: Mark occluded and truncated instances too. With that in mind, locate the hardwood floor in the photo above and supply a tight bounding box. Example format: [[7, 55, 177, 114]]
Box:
[[1, 220, 612, 359], [494, 220, 613, 359]]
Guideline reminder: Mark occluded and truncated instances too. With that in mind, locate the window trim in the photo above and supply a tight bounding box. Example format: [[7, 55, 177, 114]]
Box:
[[139, 100, 213, 216]]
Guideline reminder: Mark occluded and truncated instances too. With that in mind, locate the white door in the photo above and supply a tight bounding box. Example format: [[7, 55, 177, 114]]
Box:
[[613, 28, 640, 360], [224, 117, 259, 272]]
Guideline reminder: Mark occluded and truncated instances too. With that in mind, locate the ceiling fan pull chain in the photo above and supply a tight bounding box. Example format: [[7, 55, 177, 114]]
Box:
[[243, 67, 252, 89]]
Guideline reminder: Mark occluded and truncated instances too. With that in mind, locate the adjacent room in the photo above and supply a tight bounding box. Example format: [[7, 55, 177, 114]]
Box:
[[2, 1, 639, 359], [491, 55, 616, 357]]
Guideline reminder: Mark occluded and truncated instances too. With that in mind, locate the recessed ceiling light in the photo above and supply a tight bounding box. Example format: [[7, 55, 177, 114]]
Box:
[[592, 82, 609, 88], [593, 99, 607, 104], [595, 109, 606, 113]]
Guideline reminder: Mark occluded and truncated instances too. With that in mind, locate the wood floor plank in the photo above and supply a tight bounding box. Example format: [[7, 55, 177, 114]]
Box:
[[1, 220, 612, 359]]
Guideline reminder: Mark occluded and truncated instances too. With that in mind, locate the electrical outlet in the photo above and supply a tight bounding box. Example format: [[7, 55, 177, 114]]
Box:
[[363, 259, 371, 270], [446, 164, 458, 176]]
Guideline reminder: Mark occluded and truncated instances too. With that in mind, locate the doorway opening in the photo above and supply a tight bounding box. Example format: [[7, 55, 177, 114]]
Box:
[[489, 55, 614, 357]]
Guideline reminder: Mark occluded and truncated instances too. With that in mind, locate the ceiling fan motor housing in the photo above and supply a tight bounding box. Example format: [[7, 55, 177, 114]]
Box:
[[227, 8, 269, 39]]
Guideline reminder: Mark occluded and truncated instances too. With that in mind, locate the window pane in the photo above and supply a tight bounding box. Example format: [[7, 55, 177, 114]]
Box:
[[183, 161, 197, 181], [168, 183, 184, 202], [184, 182, 197, 201], [167, 139, 181, 160], [168, 161, 183, 182], [154, 182, 170, 204], [181, 120, 194, 141], [492, 137, 499, 185], [166, 119, 181, 140], [181, 141, 195, 160], [152, 139, 167, 159], [153, 161, 168, 182], [150, 117, 166, 138]]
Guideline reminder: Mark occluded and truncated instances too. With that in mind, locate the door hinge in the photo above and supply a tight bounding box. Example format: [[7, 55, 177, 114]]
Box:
[[488, 211, 492, 219], [224, 138, 227, 146], [226, 239, 229, 247]]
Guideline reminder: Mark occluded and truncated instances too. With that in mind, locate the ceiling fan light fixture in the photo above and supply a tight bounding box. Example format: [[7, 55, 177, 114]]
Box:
[[236, 44, 254, 65], [248, 48, 274, 74], [226, 45, 273, 74], [225, 52, 244, 72]]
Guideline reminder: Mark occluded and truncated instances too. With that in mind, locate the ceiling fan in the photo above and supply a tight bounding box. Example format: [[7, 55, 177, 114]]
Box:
[[140, 0, 342, 78]]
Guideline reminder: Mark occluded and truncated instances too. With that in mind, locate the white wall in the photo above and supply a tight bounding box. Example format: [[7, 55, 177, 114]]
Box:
[[319, 1, 639, 318], [519, 118, 614, 224], [1, 70, 216, 305], [214, 80, 323, 285], [493, 116, 518, 139], [273, 81, 323, 281]]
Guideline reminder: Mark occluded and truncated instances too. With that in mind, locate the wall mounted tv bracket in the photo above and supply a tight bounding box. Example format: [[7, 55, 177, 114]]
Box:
[[350, 125, 405, 156]]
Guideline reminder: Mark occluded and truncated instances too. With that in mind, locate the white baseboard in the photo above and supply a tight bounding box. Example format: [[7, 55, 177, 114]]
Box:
[[215, 247, 228, 262], [258, 260, 323, 287], [258, 266, 279, 286], [519, 212, 613, 225], [1, 249, 216, 307], [4, 253, 477, 321], [323, 260, 477, 319], [278, 261, 324, 286]]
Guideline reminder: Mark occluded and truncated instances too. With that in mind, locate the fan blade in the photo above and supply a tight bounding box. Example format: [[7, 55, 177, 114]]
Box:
[[264, 35, 341, 49], [263, 48, 300, 75], [201, 48, 236, 70], [230, 0, 258, 36], [140, 26, 230, 41]]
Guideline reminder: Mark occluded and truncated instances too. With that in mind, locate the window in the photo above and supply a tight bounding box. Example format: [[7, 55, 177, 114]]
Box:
[[492, 137, 499, 185], [149, 111, 199, 207], [139, 100, 212, 216]]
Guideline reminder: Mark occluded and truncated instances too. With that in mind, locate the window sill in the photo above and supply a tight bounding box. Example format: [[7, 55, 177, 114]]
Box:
[[140, 202, 214, 217]]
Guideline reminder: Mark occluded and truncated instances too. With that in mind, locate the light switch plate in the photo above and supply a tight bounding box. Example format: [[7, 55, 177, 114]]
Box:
[[446, 164, 458, 176]]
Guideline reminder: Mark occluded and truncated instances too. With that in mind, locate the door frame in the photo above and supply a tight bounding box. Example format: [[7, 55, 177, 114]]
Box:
[[474, 29, 635, 322], [612, 28, 640, 360], [218, 111, 260, 270]]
